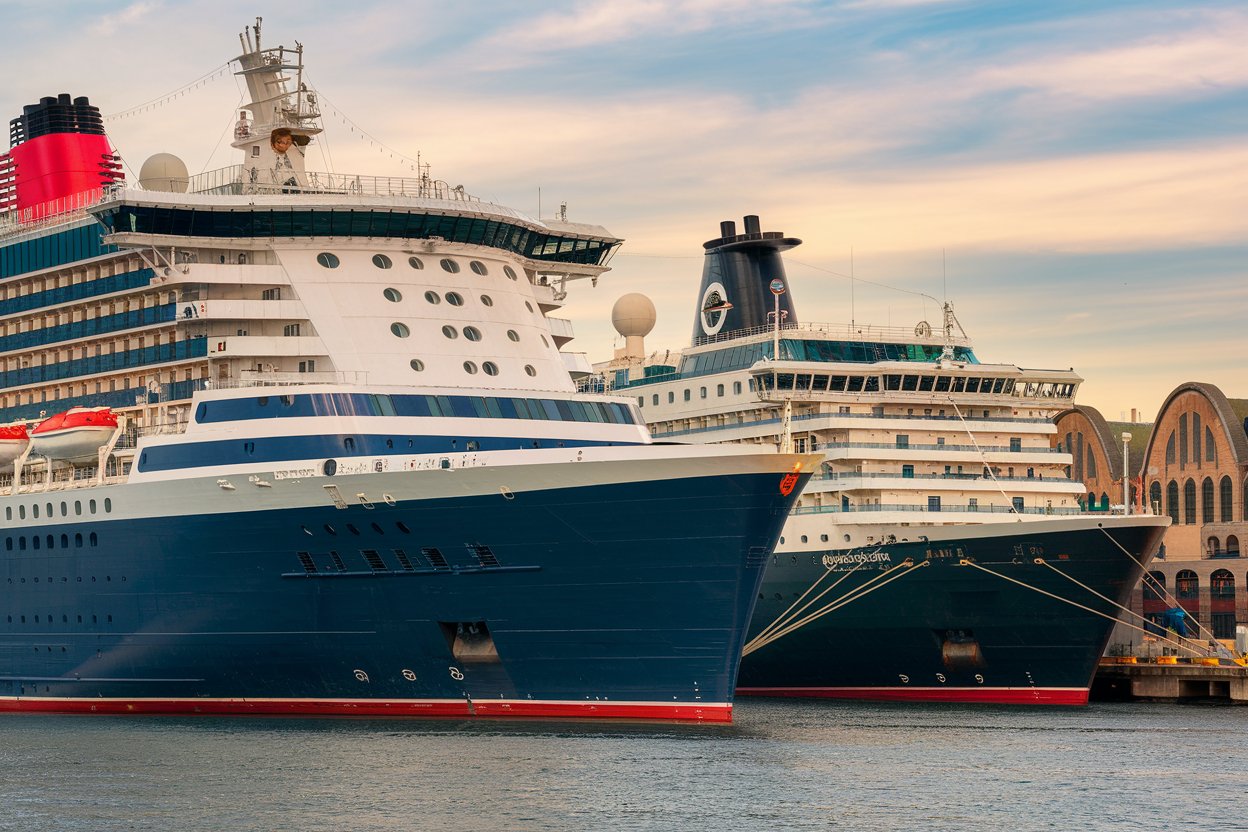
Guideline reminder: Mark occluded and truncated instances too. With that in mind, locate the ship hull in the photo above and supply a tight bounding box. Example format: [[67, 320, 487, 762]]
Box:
[[1, 459, 805, 722], [738, 516, 1167, 705]]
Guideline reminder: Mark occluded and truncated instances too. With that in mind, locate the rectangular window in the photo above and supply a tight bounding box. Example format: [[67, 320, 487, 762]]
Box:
[[1010, 437, 1022, 452], [1012, 497, 1025, 513], [902, 465, 914, 478], [928, 496, 941, 512], [968, 498, 978, 512], [896, 435, 909, 448]]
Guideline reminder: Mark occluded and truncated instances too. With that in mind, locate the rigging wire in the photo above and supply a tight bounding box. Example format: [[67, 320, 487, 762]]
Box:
[[102, 62, 236, 121]]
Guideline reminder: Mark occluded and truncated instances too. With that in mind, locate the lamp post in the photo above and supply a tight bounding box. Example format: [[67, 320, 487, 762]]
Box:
[[1122, 432, 1132, 516]]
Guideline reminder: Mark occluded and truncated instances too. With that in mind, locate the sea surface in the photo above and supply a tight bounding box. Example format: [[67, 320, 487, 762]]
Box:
[[2, 699, 1244, 831]]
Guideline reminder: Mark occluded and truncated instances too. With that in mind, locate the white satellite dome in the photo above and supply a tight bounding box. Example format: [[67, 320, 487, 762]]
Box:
[[138, 153, 189, 193], [612, 293, 657, 338]]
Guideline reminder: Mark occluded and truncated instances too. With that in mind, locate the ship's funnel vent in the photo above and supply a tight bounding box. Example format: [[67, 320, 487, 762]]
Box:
[[691, 215, 803, 343]]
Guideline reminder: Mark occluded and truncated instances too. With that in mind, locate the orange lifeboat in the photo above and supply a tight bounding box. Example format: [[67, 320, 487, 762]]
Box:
[[30, 407, 118, 462], [0, 423, 30, 465]]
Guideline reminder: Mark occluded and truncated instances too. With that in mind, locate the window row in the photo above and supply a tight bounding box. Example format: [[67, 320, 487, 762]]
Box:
[[5, 531, 101, 551], [1150, 476, 1242, 524], [5, 496, 113, 521], [195, 391, 638, 425]]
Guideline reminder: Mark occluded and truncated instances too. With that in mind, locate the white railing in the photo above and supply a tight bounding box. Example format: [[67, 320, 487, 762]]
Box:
[[186, 165, 482, 202]]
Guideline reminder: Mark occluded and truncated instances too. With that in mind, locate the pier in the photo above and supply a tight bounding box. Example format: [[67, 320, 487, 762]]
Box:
[[1093, 657, 1248, 703]]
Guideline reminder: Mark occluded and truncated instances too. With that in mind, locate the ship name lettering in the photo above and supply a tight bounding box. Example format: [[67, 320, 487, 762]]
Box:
[[821, 551, 892, 572]]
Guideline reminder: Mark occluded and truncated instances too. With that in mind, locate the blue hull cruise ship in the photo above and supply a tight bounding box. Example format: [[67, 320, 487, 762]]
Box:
[[589, 216, 1169, 705], [0, 22, 816, 722]]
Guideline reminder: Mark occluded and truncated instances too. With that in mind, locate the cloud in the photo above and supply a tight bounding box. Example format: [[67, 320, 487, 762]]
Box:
[[90, 1, 161, 36]]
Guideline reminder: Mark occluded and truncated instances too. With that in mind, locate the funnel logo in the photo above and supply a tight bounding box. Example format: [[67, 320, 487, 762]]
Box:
[[700, 282, 732, 336]]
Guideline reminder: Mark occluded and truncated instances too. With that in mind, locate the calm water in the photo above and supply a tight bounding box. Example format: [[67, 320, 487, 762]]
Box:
[[2, 700, 1244, 831]]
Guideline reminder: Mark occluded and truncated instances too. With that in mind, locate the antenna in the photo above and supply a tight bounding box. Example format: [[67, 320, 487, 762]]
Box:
[[849, 246, 855, 331]]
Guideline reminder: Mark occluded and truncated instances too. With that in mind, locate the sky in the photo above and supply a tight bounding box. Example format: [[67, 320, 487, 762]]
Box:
[[3, 0, 1244, 420]]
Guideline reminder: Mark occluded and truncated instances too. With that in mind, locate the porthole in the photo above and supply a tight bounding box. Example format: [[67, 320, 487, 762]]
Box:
[[463, 326, 482, 342], [410, 359, 425, 371], [504, 265, 518, 281], [424, 290, 441, 305], [445, 292, 464, 306], [383, 287, 403, 302], [482, 362, 499, 376], [324, 459, 337, 477], [524, 365, 536, 377], [506, 329, 519, 342], [372, 254, 393, 269], [480, 294, 493, 307], [525, 301, 534, 312], [540, 335, 549, 347], [390, 322, 411, 338], [442, 325, 459, 339], [469, 260, 488, 275], [440, 258, 460, 273], [408, 256, 424, 270], [463, 361, 478, 374], [317, 252, 340, 269]]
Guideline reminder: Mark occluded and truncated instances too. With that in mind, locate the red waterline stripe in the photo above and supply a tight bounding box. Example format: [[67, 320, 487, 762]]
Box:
[[0, 697, 732, 722], [737, 687, 1089, 705]]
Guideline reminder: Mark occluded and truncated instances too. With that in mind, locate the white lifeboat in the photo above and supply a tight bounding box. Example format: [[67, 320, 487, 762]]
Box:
[[30, 407, 118, 462], [0, 423, 30, 465]]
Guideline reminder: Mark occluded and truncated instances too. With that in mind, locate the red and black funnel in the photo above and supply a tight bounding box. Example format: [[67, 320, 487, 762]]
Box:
[[0, 93, 124, 222]]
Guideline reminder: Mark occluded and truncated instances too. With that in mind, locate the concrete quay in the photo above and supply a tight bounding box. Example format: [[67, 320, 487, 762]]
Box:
[[1092, 658, 1248, 703]]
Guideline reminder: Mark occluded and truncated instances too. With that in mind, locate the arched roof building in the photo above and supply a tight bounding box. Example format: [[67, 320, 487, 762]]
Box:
[[1059, 384, 1248, 647]]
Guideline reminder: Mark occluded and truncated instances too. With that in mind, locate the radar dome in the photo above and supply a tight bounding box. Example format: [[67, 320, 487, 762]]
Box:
[[138, 153, 189, 193], [612, 293, 656, 338]]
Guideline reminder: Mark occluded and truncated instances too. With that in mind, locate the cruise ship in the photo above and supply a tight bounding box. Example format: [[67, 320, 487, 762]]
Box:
[[0, 24, 818, 722], [588, 215, 1169, 704]]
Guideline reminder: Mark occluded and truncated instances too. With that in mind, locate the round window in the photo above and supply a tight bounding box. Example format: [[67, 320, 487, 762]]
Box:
[[410, 358, 425, 371], [463, 361, 478, 374], [317, 252, 340, 269], [463, 326, 482, 342], [408, 256, 424, 270], [482, 361, 499, 376], [445, 292, 464, 306], [383, 288, 402, 302], [506, 330, 519, 342], [424, 291, 441, 305], [540, 335, 549, 347], [372, 254, 393, 269], [480, 294, 493, 307], [503, 265, 518, 281], [524, 364, 537, 377], [525, 301, 534, 312], [442, 325, 459, 339], [323, 459, 337, 476], [440, 258, 460, 273], [469, 260, 488, 275], [390, 322, 410, 338]]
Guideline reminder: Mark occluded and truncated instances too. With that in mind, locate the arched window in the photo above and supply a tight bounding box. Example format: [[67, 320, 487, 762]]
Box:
[[1175, 569, 1199, 600], [1178, 414, 1188, 466], [1100, 492, 1110, 510], [1075, 432, 1084, 480], [1192, 413, 1202, 466], [1222, 476, 1234, 522], [1206, 426, 1216, 463], [1143, 571, 1166, 600], [1086, 447, 1097, 479], [1149, 481, 1162, 514], [1226, 535, 1240, 556], [1166, 480, 1180, 523], [1207, 536, 1222, 557], [1210, 569, 1236, 643], [1183, 479, 1197, 525], [1165, 432, 1176, 465], [1202, 477, 1215, 523]]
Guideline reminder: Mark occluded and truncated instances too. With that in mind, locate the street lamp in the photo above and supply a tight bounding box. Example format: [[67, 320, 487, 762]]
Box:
[[1122, 432, 1132, 516]]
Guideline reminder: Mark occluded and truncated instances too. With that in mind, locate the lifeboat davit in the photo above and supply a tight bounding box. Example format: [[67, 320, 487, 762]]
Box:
[[0, 423, 30, 465], [30, 407, 118, 462]]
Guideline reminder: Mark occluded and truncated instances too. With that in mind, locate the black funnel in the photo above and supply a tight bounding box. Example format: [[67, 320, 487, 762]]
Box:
[[691, 215, 802, 342]]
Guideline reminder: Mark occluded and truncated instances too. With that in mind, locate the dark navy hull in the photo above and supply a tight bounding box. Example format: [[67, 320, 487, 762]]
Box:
[[1, 470, 801, 722], [739, 519, 1167, 704]]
